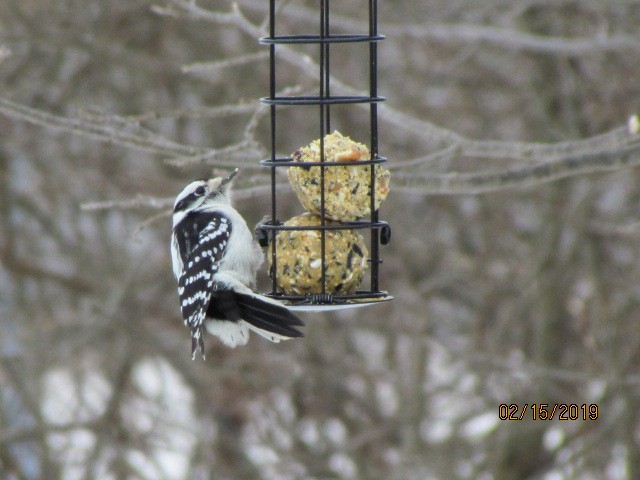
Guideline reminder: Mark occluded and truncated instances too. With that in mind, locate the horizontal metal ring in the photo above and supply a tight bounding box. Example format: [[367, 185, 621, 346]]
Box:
[[260, 95, 385, 106], [259, 34, 385, 45], [260, 156, 387, 168], [257, 220, 390, 232]]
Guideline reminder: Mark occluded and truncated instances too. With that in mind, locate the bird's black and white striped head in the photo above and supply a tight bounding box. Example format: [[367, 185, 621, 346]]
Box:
[[172, 169, 238, 228]]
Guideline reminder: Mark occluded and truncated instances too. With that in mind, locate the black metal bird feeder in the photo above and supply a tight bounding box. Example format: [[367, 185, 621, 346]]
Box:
[[256, 0, 392, 311]]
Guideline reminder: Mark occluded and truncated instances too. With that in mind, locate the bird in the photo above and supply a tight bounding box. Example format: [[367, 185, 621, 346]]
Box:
[[170, 169, 304, 359]]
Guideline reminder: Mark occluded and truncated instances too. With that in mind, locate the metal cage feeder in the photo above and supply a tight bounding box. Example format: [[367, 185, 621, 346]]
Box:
[[256, 0, 392, 311]]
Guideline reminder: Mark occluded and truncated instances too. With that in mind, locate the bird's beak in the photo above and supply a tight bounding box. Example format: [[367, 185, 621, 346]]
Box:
[[221, 168, 238, 186]]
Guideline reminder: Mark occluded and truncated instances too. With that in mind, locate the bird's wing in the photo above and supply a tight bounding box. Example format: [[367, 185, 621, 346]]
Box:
[[176, 212, 232, 358]]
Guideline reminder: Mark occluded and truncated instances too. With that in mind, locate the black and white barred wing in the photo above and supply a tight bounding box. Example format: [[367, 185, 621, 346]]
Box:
[[176, 213, 231, 358]]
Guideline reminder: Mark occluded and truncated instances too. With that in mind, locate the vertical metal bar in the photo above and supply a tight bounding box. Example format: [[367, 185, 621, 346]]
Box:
[[319, 0, 328, 295], [324, 0, 331, 133], [369, 0, 380, 293], [269, 0, 278, 295]]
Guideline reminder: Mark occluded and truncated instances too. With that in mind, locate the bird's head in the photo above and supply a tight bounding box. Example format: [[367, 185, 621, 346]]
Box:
[[172, 169, 238, 227]]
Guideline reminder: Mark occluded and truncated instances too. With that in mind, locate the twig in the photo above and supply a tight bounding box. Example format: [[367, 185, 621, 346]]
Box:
[[1, 246, 94, 293], [164, 140, 263, 168], [0, 97, 205, 157], [0, 98, 268, 168], [232, 182, 292, 201], [457, 125, 640, 162], [81, 195, 174, 211], [152, 0, 259, 37], [182, 52, 269, 77], [238, 2, 640, 55], [105, 103, 257, 122], [80, 182, 292, 214], [394, 143, 640, 195], [389, 145, 461, 171], [242, 85, 306, 143], [131, 210, 173, 242], [395, 23, 640, 55]]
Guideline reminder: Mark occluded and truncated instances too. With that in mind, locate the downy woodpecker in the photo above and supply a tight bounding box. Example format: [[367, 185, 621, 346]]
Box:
[[171, 169, 304, 359]]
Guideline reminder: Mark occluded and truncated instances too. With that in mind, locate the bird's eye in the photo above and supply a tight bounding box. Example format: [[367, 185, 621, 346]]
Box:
[[194, 186, 207, 196]]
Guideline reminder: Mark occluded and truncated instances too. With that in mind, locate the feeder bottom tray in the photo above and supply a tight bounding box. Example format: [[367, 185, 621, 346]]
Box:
[[265, 292, 393, 312]]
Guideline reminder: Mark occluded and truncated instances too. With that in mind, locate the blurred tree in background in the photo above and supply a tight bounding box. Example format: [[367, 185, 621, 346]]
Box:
[[2, 1, 640, 479]]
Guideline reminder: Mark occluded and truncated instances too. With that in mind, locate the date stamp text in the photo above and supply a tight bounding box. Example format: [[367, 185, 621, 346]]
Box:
[[498, 403, 599, 421]]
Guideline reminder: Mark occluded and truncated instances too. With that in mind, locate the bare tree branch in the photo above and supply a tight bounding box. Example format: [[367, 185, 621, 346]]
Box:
[[108, 103, 258, 122], [182, 52, 269, 78], [395, 143, 640, 194], [1, 246, 94, 293], [238, 2, 640, 55], [0, 97, 205, 157], [80, 195, 174, 212], [390, 23, 640, 55]]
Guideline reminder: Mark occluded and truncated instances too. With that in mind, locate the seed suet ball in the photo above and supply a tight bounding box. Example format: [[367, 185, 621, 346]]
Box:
[[269, 213, 369, 295], [288, 131, 390, 221]]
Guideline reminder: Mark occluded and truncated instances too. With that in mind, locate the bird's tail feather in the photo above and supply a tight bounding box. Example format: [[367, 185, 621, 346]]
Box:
[[235, 292, 304, 341]]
